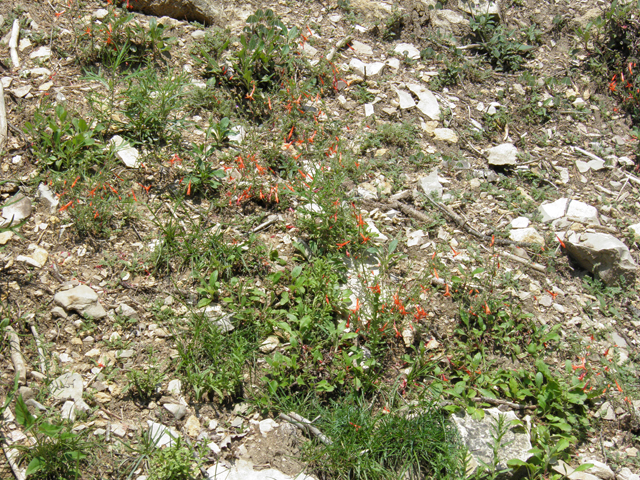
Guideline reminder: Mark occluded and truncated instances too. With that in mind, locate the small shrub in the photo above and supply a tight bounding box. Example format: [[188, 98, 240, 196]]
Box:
[[470, 14, 534, 72], [24, 104, 104, 171], [147, 439, 196, 480], [15, 396, 91, 480]]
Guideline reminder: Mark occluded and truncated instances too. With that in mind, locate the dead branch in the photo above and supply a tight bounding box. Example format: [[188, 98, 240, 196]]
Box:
[[0, 435, 26, 480], [472, 396, 536, 411], [0, 81, 7, 153], [28, 323, 46, 374], [8, 20, 20, 69], [279, 412, 332, 445], [416, 194, 535, 248], [5, 327, 26, 385], [500, 251, 546, 273]]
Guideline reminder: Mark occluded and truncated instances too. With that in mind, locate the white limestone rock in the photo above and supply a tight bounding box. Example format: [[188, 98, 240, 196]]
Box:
[[565, 232, 637, 286]]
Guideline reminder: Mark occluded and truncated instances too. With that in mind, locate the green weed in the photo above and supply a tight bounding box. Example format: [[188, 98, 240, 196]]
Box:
[[470, 14, 535, 72], [147, 438, 196, 480], [302, 395, 467, 479], [15, 396, 91, 480], [24, 104, 105, 171]]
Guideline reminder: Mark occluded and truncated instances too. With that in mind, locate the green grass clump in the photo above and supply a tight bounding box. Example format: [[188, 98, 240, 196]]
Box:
[[301, 396, 466, 480]]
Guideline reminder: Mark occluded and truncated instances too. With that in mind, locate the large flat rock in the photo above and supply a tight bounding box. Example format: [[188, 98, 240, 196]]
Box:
[[129, 0, 223, 25], [54, 285, 107, 319], [565, 232, 637, 286], [452, 408, 532, 477]]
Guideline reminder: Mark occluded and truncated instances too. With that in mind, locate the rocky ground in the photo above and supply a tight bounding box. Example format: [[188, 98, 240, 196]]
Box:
[[1, 0, 640, 479]]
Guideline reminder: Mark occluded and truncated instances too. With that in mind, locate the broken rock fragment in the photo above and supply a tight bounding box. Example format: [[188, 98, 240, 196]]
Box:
[[51, 372, 84, 402], [129, 0, 222, 25], [394, 43, 420, 60], [1, 193, 32, 227], [54, 285, 107, 319], [565, 232, 637, 286], [538, 198, 599, 225], [451, 408, 532, 477], [487, 143, 518, 167], [509, 227, 545, 246], [110, 135, 141, 168], [349, 58, 384, 77], [419, 169, 443, 199], [406, 83, 440, 120]]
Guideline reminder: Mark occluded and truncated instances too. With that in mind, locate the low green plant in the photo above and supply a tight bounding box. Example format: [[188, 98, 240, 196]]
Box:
[[196, 270, 221, 307], [191, 27, 233, 66], [361, 122, 418, 151], [79, 6, 137, 67], [120, 68, 189, 143], [352, 86, 375, 104], [116, 423, 170, 480], [174, 310, 252, 401], [509, 425, 593, 478], [137, 17, 176, 63], [301, 395, 467, 479], [125, 355, 166, 402], [147, 438, 196, 480], [24, 104, 104, 171], [207, 9, 300, 96], [470, 14, 535, 72], [183, 118, 228, 197], [15, 396, 91, 480]]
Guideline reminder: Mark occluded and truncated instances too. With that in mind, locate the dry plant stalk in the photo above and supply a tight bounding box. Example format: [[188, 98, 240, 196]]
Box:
[[279, 412, 332, 445], [5, 326, 26, 385], [0, 81, 7, 153], [8, 20, 20, 69]]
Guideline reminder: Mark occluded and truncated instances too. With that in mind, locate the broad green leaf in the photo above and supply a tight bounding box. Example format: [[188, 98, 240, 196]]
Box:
[[315, 380, 335, 392], [26, 457, 43, 476], [535, 372, 543, 388], [291, 265, 303, 279], [278, 291, 289, 306], [197, 298, 211, 308], [15, 396, 35, 430], [389, 238, 399, 254], [555, 437, 570, 452], [574, 463, 594, 472], [39, 422, 62, 436]]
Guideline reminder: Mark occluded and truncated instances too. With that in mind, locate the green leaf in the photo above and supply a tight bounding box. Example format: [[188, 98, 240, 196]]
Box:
[[477, 388, 496, 399], [316, 380, 335, 392], [278, 291, 289, 306], [39, 422, 63, 437], [573, 463, 594, 472], [299, 315, 311, 331], [15, 396, 35, 430], [197, 298, 211, 308], [26, 457, 43, 476], [291, 265, 303, 279], [555, 437, 570, 452], [389, 238, 399, 254], [535, 372, 543, 388], [506, 459, 528, 468], [268, 380, 278, 395], [551, 422, 572, 433]]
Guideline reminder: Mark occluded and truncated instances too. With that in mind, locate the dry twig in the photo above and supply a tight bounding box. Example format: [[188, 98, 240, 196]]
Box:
[[472, 396, 536, 411], [8, 20, 20, 69], [0, 432, 26, 480], [279, 412, 332, 445], [28, 323, 46, 374], [5, 327, 26, 385], [500, 252, 546, 273], [0, 82, 7, 153]]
